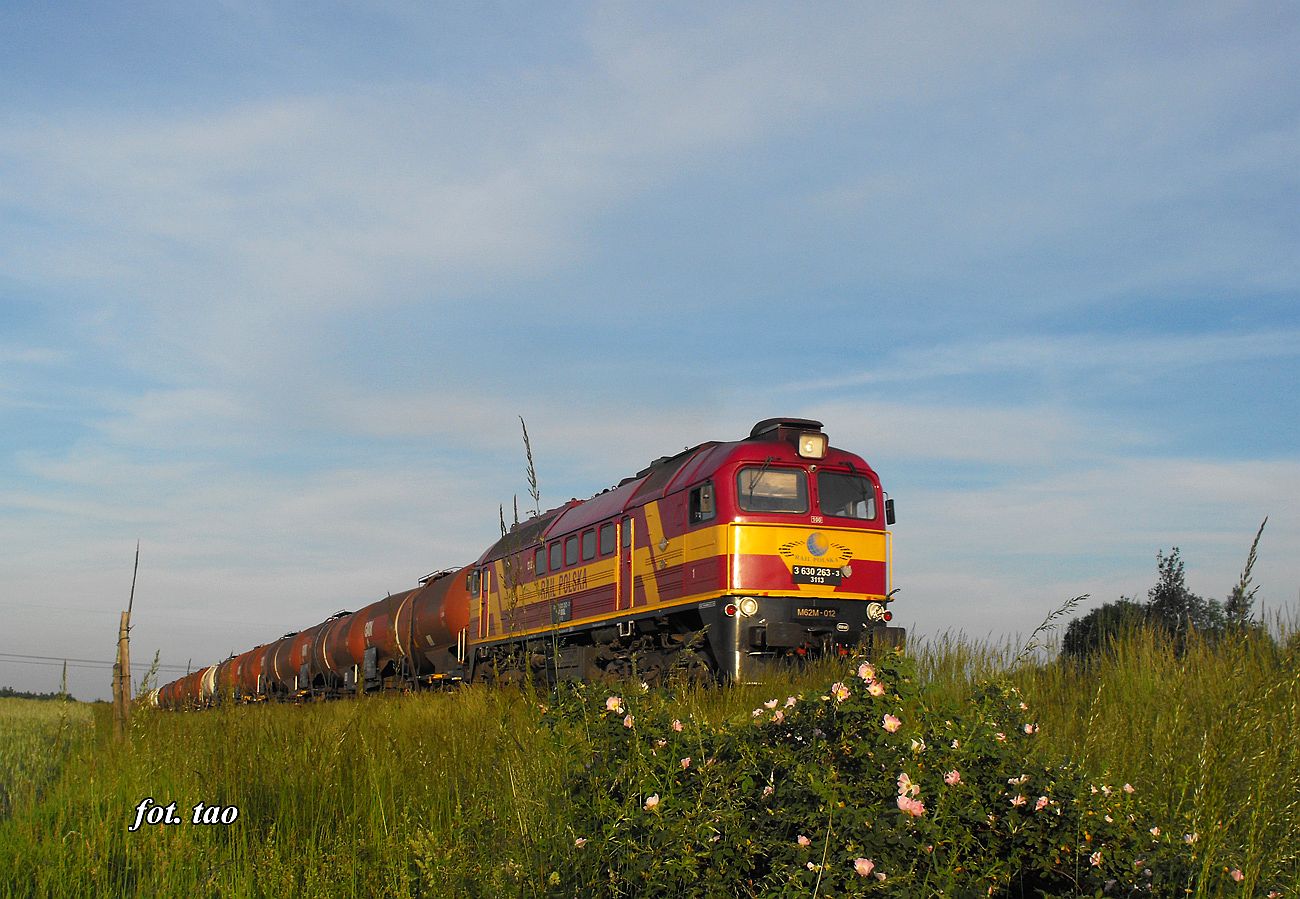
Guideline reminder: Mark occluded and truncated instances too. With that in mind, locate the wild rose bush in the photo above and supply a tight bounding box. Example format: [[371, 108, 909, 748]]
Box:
[[542, 651, 1206, 897]]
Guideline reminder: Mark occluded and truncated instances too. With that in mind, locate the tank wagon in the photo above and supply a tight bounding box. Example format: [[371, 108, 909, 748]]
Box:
[[157, 418, 902, 707]]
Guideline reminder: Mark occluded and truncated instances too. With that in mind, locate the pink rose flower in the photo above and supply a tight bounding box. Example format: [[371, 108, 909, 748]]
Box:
[[797, 835, 811, 848], [868, 681, 886, 697], [896, 795, 926, 817], [605, 696, 622, 712], [857, 662, 876, 681], [853, 858, 875, 877], [944, 769, 961, 786], [643, 794, 659, 811], [831, 681, 851, 702], [671, 719, 683, 732], [623, 714, 634, 728], [680, 757, 691, 770], [1035, 796, 1049, 812], [882, 714, 902, 733], [1090, 851, 1102, 867], [1010, 795, 1027, 807]]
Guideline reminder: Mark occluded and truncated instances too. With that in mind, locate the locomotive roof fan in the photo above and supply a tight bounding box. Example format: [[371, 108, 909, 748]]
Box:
[[748, 418, 827, 459]]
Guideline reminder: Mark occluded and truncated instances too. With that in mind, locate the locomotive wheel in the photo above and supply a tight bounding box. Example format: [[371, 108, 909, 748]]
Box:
[[633, 651, 669, 686]]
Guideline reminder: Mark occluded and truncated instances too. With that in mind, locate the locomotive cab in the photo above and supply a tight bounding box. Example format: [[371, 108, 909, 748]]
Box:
[[694, 419, 904, 680]]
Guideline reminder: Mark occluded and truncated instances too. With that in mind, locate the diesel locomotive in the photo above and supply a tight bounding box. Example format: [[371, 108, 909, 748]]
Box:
[[155, 418, 902, 708]]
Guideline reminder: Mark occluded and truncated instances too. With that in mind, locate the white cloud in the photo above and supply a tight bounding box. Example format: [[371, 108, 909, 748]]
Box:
[[804, 399, 1145, 466], [791, 329, 1300, 392]]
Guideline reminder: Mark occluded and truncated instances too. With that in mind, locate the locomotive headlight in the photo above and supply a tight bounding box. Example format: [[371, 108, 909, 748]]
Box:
[[738, 597, 759, 617], [866, 602, 886, 621], [797, 432, 827, 459]]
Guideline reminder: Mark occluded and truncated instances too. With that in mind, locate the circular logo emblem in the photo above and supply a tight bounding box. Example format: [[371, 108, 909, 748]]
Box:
[[806, 532, 829, 557]]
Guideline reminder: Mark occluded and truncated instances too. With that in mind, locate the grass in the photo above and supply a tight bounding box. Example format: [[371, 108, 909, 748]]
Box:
[[0, 698, 93, 821], [0, 625, 1296, 897]]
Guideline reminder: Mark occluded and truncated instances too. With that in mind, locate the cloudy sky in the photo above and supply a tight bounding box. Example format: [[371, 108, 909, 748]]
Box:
[[2, 3, 1296, 700]]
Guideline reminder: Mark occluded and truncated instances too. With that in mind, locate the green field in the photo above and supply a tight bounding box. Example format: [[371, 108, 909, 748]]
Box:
[[0, 625, 1296, 898]]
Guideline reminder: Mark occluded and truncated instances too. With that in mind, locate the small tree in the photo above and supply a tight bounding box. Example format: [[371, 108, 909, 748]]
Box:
[[1146, 547, 1193, 638], [1061, 598, 1147, 662], [1144, 547, 1228, 650]]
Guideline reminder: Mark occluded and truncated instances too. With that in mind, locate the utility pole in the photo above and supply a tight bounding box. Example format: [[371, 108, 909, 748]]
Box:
[[112, 542, 139, 741]]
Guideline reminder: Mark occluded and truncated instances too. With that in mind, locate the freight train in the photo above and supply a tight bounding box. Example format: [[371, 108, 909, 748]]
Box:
[[155, 418, 903, 708]]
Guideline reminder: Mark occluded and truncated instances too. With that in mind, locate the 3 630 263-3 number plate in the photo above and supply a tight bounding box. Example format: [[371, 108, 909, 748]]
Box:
[[791, 565, 842, 586]]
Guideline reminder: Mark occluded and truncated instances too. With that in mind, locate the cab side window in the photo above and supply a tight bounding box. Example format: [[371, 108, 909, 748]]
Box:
[[549, 541, 562, 572], [689, 481, 716, 524], [581, 529, 596, 561], [599, 522, 616, 555], [534, 547, 546, 575], [565, 535, 579, 566]]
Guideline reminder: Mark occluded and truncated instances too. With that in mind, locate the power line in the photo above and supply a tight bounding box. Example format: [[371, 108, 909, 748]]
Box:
[[0, 651, 192, 671], [0, 658, 122, 671]]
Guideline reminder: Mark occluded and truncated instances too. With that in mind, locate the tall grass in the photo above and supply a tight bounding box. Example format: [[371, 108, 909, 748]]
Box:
[[0, 698, 92, 821], [1, 625, 1295, 897], [1016, 626, 1300, 895]]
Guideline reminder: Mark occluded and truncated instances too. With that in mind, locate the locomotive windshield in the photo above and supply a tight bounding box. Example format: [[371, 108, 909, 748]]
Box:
[[736, 466, 808, 513], [817, 471, 877, 520]]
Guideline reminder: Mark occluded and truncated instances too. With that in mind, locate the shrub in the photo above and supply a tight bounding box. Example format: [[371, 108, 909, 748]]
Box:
[[543, 651, 1200, 897]]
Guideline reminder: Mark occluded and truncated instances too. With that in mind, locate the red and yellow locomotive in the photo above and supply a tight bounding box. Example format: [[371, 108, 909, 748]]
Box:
[[155, 418, 901, 707]]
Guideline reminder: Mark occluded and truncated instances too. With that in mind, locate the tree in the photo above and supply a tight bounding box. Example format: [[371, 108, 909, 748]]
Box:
[[1064, 542, 1240, 662], [1061, 598, 1147, 662], [1143, 547, 1226, 648], [1145, 547, 1192, 636]]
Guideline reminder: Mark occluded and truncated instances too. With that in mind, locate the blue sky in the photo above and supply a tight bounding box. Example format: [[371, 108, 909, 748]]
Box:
[[2, 3, 1296, 699]]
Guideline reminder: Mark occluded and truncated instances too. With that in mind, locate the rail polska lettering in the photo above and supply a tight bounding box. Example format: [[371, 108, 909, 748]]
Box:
[[535, 568, 589, 600]]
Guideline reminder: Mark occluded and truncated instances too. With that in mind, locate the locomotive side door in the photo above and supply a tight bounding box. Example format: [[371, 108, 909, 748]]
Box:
[[618, 515, 634, 610]]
